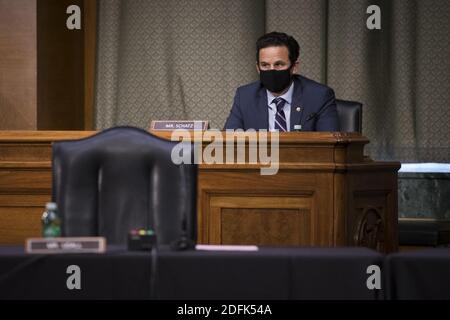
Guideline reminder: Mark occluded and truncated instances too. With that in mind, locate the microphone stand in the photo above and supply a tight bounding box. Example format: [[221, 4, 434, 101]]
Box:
[[171, 162, 195, 251], [295, 99, 335, 131], [150, 161, 195, 301]]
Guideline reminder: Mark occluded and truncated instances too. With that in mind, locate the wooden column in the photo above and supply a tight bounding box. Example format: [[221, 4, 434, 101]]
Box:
[[0, 0, 37, 130], [0, 0, 97, 131]]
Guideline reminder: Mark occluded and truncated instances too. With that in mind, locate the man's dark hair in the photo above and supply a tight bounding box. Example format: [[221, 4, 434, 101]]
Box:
[[256, 31, 300, 66]]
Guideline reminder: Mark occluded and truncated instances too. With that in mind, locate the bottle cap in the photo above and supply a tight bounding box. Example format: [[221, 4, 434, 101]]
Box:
[[46, 202, 57, 211]]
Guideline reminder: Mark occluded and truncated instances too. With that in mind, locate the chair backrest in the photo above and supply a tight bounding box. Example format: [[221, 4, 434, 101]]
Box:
[[335, 99, 363, 133], [52, 126, 197, 245]]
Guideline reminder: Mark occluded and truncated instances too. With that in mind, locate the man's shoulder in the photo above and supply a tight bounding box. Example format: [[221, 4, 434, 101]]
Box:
[[236, 80, 263, 94], [295, 75, 334, 94]]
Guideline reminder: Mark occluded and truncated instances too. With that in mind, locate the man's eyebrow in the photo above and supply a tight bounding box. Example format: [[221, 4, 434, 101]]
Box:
[[260, 60, 287, 65]]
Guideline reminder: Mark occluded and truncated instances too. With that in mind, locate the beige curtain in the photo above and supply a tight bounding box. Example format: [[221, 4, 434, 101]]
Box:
[[95, 0, 450, 162]]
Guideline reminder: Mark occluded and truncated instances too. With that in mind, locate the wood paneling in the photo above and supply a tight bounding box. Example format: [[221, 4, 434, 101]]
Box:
[[0, 207, 43, 244], [221, 208, 310, 245], [0, 144, 53, 161], [348, 172, 399, 253], [0, 168, 51, 244], [0, 131, 94, 244], [0, 0, 37, 130], [0, 0, 97, 130], [0, 194, 51, 206], [0, 169, 51, 192], [37, 0, 85, 130], [0, 131, 401, 252], [209, 195, 312, 245]]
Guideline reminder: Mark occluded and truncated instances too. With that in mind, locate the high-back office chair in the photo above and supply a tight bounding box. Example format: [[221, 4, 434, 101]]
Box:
[[52, 126, 197, 245], [335, 99, 363, 133]]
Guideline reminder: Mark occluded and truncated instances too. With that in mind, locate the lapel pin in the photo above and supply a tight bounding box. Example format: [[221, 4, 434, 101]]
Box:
[[296, 106, 302, 112]]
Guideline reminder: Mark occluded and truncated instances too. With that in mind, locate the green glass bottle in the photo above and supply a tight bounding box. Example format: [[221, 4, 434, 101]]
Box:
[[41, 202, 61, 238]]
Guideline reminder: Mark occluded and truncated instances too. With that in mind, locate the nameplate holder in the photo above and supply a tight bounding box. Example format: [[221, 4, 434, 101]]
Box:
[[150, 120, 209, 131], [25, 237, 106, 254]]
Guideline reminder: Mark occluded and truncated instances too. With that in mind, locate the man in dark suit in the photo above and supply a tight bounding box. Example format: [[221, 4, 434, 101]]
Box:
[[224, 32, 339, 131]]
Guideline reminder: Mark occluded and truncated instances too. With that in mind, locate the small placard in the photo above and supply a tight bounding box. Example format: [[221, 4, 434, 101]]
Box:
[[25, 237, 106, 254], [150, 120, 209, 131]]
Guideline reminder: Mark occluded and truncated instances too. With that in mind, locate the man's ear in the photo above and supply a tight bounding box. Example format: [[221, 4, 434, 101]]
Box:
[[256, 62, 260, 74], [292, 61, 300, 74]]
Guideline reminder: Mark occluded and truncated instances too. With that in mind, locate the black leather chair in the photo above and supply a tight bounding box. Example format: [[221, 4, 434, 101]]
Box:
[[52, 126, 197, 245], [335, 99, 363, 133]]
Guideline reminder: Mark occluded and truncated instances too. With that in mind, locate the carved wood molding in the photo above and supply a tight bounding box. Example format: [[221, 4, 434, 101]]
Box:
[[332, 132, 368, 144], [201, 189, 315, 197], [353, 206, 384, 251]]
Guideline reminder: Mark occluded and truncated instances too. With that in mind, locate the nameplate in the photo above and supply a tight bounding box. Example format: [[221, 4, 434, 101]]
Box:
[[25, 237, 106, 254], [150, 120, 209, 131]]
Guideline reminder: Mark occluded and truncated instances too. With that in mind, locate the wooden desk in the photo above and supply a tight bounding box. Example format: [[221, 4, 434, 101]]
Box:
[[0, 131, 400, 252]]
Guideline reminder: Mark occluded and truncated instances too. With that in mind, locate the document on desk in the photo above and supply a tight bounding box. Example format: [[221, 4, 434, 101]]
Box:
[[195, 244, 259, 251]]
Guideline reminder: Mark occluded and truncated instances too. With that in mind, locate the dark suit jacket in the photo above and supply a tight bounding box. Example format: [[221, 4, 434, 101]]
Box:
[[224, 75, 340, 131]]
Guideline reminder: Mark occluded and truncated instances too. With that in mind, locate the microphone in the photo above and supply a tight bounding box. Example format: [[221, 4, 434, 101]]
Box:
[[171, 217, 194, 251], [306, 101, 332, 122], [295, 100, 334, 131], [306, 112, 318, 121]]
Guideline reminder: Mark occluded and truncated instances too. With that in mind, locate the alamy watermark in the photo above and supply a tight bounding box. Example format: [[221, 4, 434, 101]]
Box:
[[367, 5, 381, 30], [66, 265, 81, 290], [170, 129, 280, 176], [366, 264, 381, 290], [66, 4, 381, 31]]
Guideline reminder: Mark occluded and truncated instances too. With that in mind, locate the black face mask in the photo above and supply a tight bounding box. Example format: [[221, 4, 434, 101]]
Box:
[[259, 67, 293, 93]]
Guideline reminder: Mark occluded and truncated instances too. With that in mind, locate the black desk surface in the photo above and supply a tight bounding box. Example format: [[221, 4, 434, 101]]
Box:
[[0, 246, 383, 300], [385, 248, 450, 300]]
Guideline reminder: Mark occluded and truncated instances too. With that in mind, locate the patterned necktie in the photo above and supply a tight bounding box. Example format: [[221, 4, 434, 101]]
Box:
[[273, 97, 287, 132]]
